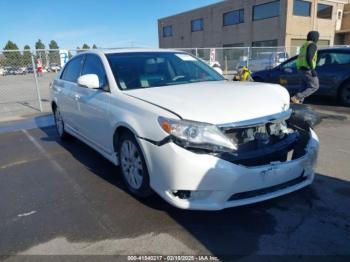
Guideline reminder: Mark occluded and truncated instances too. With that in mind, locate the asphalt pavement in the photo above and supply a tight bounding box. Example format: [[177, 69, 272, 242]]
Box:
[[0, 99, 349, 261]]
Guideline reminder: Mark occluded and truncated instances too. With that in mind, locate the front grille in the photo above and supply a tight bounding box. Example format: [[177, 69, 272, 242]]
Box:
[[228, 173, 306, 201], [217, 132, 299, 166]]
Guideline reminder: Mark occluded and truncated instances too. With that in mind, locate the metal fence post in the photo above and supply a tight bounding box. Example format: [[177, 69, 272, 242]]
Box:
[[31, 53, 43, 112], [246, 47, 250, 69]]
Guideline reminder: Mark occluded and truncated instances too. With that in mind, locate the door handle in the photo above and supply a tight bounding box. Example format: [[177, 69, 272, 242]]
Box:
[[74, 94, 81, 101]]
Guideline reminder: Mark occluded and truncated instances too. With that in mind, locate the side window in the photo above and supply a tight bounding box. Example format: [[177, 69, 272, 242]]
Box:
[[281, 58, 297, 69], [316, 52, 350, 67], [332, 53, 350, 65], [317, 53, 332, 66], [81, 55, 107, 88], [61, 55, 84, 82]]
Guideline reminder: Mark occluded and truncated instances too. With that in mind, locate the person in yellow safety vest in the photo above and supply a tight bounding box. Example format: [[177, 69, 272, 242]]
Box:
[[291, 31, 320, 104], [233, 66, 253, 81]]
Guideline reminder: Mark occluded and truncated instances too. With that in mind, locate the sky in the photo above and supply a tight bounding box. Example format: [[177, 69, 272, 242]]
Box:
[[0, 0, 220, 50]]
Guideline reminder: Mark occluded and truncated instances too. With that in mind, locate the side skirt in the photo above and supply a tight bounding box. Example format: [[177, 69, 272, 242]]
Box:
[[64, 125, 119, 166]]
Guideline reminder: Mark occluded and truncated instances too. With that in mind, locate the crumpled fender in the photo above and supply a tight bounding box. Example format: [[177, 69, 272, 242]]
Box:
[[290, 104, 322, 128]]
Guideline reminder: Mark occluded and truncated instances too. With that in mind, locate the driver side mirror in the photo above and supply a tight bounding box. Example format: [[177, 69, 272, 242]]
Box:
[[77, 74, 100, 89]]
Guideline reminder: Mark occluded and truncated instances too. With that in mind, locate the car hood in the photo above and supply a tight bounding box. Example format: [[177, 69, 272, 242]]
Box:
[[123, 81, 290, 125]]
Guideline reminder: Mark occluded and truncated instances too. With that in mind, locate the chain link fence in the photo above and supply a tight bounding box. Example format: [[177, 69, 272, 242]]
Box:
[[0, 49, 80, 121], [179, 46, 300, 77], [180, 45, 349, 77], [0, 46, 349, 121]]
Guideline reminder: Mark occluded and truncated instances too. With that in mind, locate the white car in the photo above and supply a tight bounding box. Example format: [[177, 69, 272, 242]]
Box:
[[50, 63, 61, 73], [204, 60, 223, 75], [50, 49, 319, 210]]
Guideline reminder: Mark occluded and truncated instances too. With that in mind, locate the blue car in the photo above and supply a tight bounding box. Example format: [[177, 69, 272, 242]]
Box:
[[251, 48, 350, 106]]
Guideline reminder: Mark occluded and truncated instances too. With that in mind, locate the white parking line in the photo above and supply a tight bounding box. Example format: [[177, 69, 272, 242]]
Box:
[[21, 128, 112, 233], [18, 211, 37, 217], [0, 159, 31, 169], [21, 129, 66, 174]]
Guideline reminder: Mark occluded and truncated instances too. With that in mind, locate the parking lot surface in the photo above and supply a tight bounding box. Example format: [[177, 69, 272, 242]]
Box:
[[0, 100, 350, 260]]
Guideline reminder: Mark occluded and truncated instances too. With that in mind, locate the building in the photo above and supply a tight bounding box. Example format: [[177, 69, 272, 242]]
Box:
[[158, 0, 350, 51], [335, 3, 350, 44]]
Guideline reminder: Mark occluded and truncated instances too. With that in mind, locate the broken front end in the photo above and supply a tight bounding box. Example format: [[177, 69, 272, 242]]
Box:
[[216, 107, 318, 167]]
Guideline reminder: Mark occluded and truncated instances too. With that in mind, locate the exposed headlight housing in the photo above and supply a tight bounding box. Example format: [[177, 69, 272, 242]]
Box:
[[158, 117, 237, 152]]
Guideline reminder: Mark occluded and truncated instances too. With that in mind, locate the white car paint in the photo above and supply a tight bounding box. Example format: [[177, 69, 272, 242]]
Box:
[[77, 74, 100, 89], [50, 49, 319, 210], [124, 81, 290, 124]]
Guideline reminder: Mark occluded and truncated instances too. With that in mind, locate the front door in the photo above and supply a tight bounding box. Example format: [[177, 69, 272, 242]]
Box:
[[75, 54, 113, 154], [57, 55, 85, 132], [277, 57, 301, 96]]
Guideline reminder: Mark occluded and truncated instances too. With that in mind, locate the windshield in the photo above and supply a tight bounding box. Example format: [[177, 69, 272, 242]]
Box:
[[106, 52, 225, 90]]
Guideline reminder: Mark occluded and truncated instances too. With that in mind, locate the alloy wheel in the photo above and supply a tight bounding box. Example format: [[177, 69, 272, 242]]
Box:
[[120, 139, 144, 190]]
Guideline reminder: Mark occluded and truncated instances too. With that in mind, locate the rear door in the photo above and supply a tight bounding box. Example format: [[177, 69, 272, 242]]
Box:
[[75, 54, 113, 154], [57, 55, 84, 131], [316, 51, 350, 96]]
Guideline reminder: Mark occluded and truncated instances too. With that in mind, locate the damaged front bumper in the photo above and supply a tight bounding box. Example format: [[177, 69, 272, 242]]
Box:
[[139, 125, 319, 210]]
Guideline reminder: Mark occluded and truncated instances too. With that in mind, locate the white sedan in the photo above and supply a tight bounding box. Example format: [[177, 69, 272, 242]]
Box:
[[50, 49, 319, 210]]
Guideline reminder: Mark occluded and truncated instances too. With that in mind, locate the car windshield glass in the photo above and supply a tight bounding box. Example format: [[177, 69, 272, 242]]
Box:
[[106, 52, 225, 90]]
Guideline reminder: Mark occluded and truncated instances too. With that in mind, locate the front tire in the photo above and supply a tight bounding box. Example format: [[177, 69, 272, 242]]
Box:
[[54, 106, 70, 140], [118, 132, 153, 198]]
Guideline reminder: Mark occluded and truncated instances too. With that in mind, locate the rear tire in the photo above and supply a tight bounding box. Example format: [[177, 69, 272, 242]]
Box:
[[118, 132, 153, 198], [54, 106, 70, 140], [339, 82, 350, 107]]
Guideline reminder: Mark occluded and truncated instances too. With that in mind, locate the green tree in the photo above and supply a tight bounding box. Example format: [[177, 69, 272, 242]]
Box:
[[35, 39, 46, 66], [92, 44, 98, 49], [48, 40, 60, 64], [22, 45, 32, 66], [35, 39, 45, 50], [82, 43, 90, 50], [48, 40, 59, 50], [3, 40, 19, 50], [3, 40, 21, 66]]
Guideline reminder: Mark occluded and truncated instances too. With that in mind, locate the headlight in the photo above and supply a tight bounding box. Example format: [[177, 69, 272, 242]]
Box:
[[158, 117, 237, 152]]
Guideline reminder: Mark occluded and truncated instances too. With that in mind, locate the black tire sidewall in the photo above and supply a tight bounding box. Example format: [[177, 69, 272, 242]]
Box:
[[340, 83, 350, 107], [54, 107, 69, 140], [118, 132, 152, 198]]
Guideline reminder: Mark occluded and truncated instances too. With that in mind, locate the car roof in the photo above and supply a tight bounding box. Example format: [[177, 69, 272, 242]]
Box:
[[82, 48, 185, 56], [319, 47, 350, 53], [283, 47, 350, 61]]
